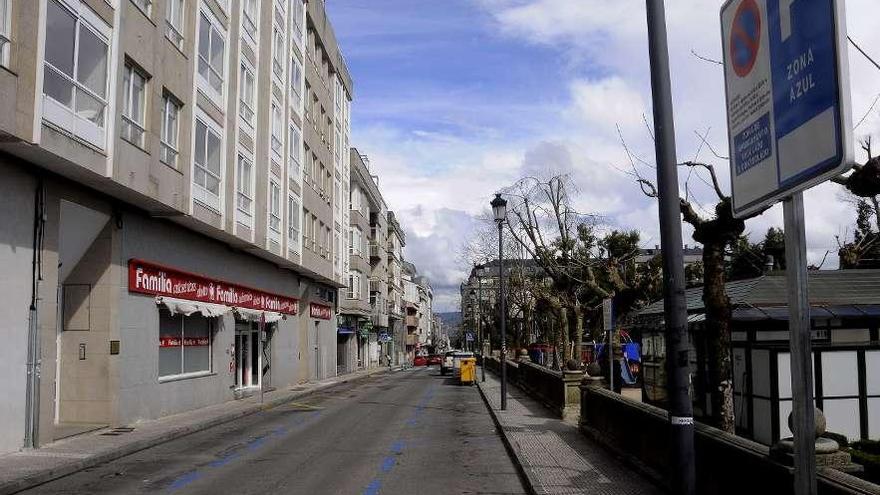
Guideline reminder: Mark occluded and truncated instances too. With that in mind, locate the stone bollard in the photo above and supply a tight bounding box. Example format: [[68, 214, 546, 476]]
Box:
[[579, 370, 607, 429]]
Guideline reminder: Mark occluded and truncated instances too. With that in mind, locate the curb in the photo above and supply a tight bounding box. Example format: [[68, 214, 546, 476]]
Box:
[[475, 368, 544, 495], [0, 368, 388, 495]]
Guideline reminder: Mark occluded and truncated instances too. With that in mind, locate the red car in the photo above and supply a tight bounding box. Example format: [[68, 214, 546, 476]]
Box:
[[413, 356, 428, 366], [426, 354, 442, 366]]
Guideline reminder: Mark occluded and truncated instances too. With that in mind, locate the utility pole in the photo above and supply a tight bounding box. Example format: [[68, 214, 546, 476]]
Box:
[[645, 1, 696, 493]]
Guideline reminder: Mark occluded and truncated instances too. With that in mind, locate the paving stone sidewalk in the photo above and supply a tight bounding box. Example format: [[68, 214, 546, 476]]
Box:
[[0, 367, 388, 495], [477, 368, 664, 495]]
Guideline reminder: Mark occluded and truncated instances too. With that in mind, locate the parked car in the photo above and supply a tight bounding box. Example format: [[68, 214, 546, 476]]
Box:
[[440, 350, 473, 375], [426, 354, 442, 366], [413, 355, 428, 367], [440, 350, 457, 375]]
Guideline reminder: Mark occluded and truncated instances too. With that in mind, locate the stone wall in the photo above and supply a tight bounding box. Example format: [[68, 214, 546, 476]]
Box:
[[579, 383, 880, 495], [485, 357, 581, 421]]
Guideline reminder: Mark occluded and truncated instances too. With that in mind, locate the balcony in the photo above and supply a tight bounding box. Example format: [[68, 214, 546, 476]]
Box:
[[405, 315, 418, 328], [369, 242, 381, 261], [405, 334, 416, 346], [369, 279, 383, 293]]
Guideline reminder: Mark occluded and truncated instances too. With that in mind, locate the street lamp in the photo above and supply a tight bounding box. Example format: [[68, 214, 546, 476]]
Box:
[[469, 288, 477, 352], [476, 264, 486, 383], [491, 193, 508, 411]]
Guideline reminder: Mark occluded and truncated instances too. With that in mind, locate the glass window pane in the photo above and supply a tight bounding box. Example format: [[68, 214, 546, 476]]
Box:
[[43, 66, 74, 106], [132, 72, 145, 123], [194, 122, 207, 167], [167, 102, 179, 146], [198, 14, 210, 60], [46, 0, 76, 75], [123, 68, 132, 115], [159, 310, 182, 377], [206, 130, 221, 174], [77, 26, 108, 98], [210, 29, 224, 74], [206, 174, 220, 195], [75, 88, 105, 127], [183, 315, 210, 373], [194, 167, 206, 187]]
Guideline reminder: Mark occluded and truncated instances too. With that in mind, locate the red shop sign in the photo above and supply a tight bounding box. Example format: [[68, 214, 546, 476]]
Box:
[[159, 337, 209, 347], [129, 259, 299, 315], [309, 303, 332, 320]]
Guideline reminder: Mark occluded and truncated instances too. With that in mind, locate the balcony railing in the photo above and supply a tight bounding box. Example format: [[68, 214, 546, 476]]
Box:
[[369, 279, 383, 293]]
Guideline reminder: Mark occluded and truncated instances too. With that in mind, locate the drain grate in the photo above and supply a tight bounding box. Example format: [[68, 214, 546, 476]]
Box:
[[100, 426, 136, 436]]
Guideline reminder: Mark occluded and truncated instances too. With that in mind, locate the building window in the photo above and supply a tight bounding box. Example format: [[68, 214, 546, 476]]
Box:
[[121, 63, 148, 148], [165, 0, 184, 49], [349, 227, 363, 256], [288, 124, 301, 180], [193, 115, 222, 210], [42, 0, 111, 149], [271, 24, 284, 80], [288, 195, 300, 251], [241, 0, 257, 45], [303, 144, 312, 182], [291, 0, 304, 46], [290, 57, 303, 112], [347, 271, 361, 300], [160, 92, 181, 167], [239, 62, 255, 132], [0, 0, 11, 67], [236, 152, 254, 225], [159, 309, 212, 379], [269, 177, 281, 233], [271, 100, 283, 159], [131, 0, 152, 17], [196, 9, 225, 105]]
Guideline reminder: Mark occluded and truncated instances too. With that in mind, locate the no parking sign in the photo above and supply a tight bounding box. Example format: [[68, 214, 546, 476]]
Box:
[[721, 0, 854, 217]]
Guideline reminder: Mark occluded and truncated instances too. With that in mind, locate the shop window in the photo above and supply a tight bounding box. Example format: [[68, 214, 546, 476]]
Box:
[[159, 309, 212, 378]]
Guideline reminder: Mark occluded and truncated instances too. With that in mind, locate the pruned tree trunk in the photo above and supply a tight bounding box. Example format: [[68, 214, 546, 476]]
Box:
[[558, 307, 569, 369], [568, 304, 584, 367], [703, 240, 736, 433]]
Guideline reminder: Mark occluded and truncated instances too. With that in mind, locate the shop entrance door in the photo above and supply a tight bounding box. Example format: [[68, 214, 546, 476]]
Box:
[[234, 321, 260, 390]]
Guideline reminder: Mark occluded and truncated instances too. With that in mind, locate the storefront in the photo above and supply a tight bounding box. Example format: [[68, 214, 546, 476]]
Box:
[[308, 302, 335, 380], [130, 259, 297, 400]]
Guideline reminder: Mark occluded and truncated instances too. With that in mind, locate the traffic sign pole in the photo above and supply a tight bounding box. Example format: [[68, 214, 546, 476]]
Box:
[[784, 192, 818, 495], [645, 1, 696, 493]]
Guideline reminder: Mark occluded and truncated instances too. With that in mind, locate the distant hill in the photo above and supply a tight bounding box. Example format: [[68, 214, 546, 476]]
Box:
[[436, 312, 462, 329]]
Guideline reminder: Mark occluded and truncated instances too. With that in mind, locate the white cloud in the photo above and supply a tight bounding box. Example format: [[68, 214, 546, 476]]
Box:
[[353, 0, 880, 310]]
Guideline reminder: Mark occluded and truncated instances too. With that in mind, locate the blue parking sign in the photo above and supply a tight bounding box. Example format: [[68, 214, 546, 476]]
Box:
[[722, 0, 853, 218]]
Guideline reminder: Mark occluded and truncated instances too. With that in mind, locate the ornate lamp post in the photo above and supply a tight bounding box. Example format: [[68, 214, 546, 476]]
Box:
[[491, 193, 508, 410]]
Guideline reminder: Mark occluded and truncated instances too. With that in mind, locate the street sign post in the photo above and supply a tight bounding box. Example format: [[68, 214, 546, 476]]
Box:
[[721, 1, 853, 494], [603, 298, 614, 392]]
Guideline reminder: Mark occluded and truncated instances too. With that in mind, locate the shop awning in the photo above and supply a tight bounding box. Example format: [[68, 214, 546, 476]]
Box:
[[234, 307, 284, 323], [156, 296, 231, 317]]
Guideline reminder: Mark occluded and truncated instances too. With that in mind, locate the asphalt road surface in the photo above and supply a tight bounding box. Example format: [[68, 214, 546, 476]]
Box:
[[23, 368, 527, 495]]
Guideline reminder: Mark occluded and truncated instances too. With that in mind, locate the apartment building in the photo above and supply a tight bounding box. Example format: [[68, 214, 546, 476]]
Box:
[[386, 211, 406, 365], [337, 149, 384, 373], [402, 262, 434, 360], [0, 0, 350, 455]]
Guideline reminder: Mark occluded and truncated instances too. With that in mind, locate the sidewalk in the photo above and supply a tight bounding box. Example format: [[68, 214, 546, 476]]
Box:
[[0, 367, 387, 495], [477, 368, 663, 495]]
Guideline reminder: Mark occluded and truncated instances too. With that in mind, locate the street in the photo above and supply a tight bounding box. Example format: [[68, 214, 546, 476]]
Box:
[[21, 368, 526, 495]]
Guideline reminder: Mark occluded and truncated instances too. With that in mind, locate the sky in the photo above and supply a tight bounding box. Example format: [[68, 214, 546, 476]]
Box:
[[325, 0, 880, 313]]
